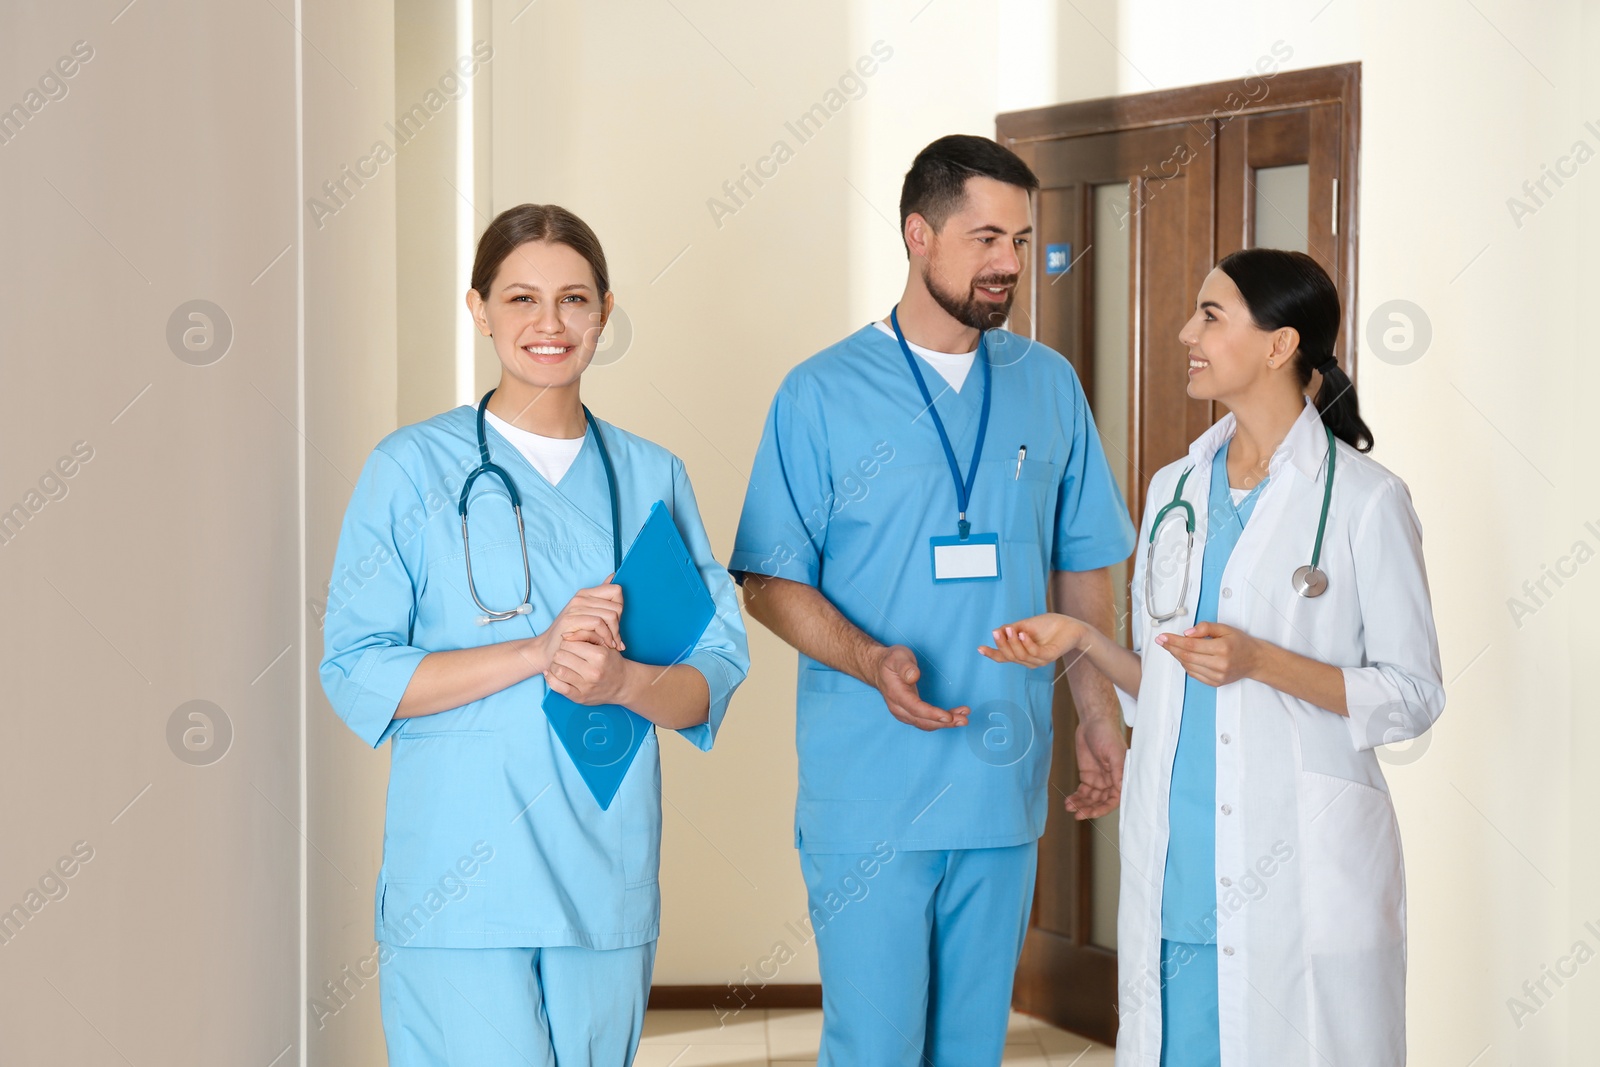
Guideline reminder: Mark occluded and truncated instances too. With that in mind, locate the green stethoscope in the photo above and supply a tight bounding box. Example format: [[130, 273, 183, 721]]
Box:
[[1144, 424, 1336, 622], [458, 389, 622, 625]]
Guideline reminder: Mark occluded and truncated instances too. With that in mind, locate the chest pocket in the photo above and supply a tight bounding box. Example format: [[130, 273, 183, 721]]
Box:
[[1004, 457, 1059, 544]]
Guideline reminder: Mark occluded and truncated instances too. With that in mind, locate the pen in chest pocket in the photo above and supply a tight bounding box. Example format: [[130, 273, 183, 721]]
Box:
[[1015, 445, 1026, 479]]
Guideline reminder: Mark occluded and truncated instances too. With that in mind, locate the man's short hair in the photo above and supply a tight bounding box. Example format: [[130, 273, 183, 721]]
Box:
[[898, 135, 1040, 253]]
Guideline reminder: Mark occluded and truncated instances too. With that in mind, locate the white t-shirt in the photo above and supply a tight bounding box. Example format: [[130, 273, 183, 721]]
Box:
[[873, 320, 976, 392], [484, 409, 587, 486]]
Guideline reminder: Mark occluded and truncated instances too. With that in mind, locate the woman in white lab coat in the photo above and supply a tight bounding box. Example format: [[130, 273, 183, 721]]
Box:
[[981, 249, 1443, 1066]]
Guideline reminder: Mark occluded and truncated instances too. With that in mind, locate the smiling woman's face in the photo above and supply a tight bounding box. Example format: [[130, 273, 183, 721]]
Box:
[[1177, 267, 1294, 402], [468, 239, 614, 393]]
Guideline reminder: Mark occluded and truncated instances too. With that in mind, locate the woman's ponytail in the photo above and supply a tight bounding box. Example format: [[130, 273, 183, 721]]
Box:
[[1217, 248, 1375, 453], [1310, 357, 1372, 453]]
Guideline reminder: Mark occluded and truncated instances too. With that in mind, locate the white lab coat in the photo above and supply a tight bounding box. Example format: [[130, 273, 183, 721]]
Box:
[[1114, 401, 1444, 1067]]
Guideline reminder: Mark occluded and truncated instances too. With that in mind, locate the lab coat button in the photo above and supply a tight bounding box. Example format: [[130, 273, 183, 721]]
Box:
[[1220, 733, 1231, 744], [1223, 945, 1235, 956], [1222, 587, 1232, 598], [1220, 877, 1232, 887], [1220, 804, 1232, 815]]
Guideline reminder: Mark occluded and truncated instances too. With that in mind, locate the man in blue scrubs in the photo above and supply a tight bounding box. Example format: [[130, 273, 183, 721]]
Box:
[[729, 135, 1136, 1066]]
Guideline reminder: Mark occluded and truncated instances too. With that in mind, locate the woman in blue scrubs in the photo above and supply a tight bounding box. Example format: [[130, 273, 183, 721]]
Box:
[[982, 250, 1443, 1065], [320, 204, 749, 1066]]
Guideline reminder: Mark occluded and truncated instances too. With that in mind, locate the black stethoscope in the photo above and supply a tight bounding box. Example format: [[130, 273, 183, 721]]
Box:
[[458, 389, 622, 625], [1144, 424, 1337, 622]]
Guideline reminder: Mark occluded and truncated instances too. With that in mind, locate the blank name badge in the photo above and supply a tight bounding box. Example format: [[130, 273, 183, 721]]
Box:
[[929, 533, 1001, 584]]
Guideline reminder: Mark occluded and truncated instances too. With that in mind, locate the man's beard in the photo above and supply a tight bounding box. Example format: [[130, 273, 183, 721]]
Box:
[[924, 264, 1018, 332]]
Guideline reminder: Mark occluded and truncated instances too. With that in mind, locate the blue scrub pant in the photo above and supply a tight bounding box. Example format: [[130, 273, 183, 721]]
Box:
[[801, 842, 1038, 1067], [1159, 939, 1221, 1067], [378, 941, 655, 1067]]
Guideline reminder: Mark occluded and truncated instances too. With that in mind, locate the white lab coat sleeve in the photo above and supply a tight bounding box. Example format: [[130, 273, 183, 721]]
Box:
[[668, 456, 751, 752], [1340, 476, 1445, 752], [319, 446, 431, 748], [1115, 479, 1157, 728]]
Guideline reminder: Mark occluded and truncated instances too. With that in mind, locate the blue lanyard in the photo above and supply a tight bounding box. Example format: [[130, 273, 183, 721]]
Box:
[[890, 305, 991, 540]]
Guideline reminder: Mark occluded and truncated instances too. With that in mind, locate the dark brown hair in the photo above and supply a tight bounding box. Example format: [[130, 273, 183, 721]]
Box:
[[470, 203, 610, 298], [1217, 248, 1374, 453], [899, 135, 1039, 256]]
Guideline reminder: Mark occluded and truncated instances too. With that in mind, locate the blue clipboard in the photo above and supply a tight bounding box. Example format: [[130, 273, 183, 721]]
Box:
[[541, 500, 716, 809]]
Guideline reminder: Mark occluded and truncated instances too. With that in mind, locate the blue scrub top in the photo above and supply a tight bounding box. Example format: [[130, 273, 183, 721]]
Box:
[[320, 406, 749, 950], [1161, 439, 1266, 943], [729, 323, 1136, 853]]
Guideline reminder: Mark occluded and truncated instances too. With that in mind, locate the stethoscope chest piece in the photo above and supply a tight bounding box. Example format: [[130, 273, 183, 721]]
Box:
[[1291, 564, 1329, 598], [1291, 424, 1338, 599], [1145, 423, 1339, 614]]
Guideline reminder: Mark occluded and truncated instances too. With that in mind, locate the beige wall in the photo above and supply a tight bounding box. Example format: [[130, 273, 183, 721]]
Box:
[[303, 2, 399, 1065], [0, 1, 396, 1064], [0, 1, 301, 1062], [1572, 10, 1600, 1065], [394, 0, 464, 426]]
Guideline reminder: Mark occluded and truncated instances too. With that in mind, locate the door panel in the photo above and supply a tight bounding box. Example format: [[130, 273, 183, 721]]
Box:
[[1253, 163, 1311, 252]]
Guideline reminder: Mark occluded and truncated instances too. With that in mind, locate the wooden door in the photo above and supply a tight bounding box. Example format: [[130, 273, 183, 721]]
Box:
[[1215, 102, 1357, 365], [998, 64, 1361, 1046]]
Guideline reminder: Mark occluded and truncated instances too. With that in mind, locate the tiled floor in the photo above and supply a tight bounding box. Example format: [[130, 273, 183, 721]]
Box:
[[636, 1007, 1115, 1066]]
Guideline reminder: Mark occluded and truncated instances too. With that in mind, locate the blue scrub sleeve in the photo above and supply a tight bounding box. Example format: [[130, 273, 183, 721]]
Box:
[[1051, 367, 1136, 572], [726, 376, 832, 587], [668, 457, 750, 751], [319, 447, 430, 748], [1340, 478, 1446, 751]]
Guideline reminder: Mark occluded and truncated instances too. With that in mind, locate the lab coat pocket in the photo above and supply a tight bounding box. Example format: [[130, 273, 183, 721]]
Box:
[[1296, 710, 1386, 789], [1299, 770, 1404, 954]]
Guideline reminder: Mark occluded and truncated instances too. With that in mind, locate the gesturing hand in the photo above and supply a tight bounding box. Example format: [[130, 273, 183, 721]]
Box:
[[870, 645, 969, 731], [1064, 713, 1126, 820], [978, 613, 1090, 668], [1157, 622, 1262, 687]]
